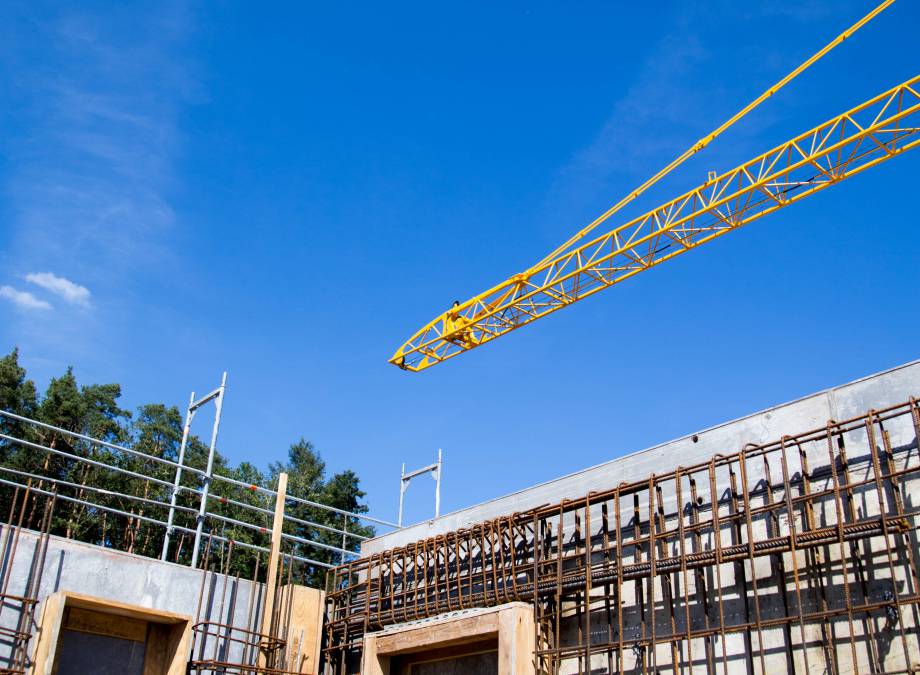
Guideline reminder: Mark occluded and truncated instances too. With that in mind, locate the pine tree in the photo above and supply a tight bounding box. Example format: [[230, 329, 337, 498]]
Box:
[[0, 349, 375, 587], [271, 440, 374, 587]]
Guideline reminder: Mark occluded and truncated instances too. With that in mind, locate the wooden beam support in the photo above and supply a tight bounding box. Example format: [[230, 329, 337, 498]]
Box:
[[259, 471, 288, 668]]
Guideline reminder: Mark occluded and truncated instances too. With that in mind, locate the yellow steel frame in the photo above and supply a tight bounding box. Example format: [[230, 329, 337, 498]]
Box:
[[391, 75, 920, 371], [533, 0, 895, 270]]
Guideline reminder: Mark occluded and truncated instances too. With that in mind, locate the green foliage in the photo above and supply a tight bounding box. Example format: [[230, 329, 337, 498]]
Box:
[[0, 349, 38, 458], [0, 347, 374, 587], [270, 440, 375, 587], [0, 348, 37, 423]]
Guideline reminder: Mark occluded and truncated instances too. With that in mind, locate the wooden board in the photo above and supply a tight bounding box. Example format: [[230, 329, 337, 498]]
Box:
[[375, 613, 499, 656], [64, 606, 147, 642], [281, 584, 325, 673], [30, 591, 192, 675], [364, 603, 535, 675]]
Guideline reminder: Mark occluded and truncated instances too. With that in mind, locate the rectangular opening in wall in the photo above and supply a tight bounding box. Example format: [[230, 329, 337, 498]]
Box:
[[56, 607, 147, 674], [390, 640, 498, 675], [32, 592, 192, 675]]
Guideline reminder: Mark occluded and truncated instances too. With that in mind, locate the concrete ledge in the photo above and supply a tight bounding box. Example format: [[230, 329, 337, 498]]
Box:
[[363, 358, 920, 553]]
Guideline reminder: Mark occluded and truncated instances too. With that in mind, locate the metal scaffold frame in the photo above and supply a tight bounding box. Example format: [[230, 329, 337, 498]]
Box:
[[324, 397, 920, 674], [162, 372, 228, 566], [0, 383, 398, 574], [398, 449, 442, 527]]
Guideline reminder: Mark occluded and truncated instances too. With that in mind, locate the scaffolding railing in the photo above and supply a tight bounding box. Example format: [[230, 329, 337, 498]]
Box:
[[0, 408, 397, 572]]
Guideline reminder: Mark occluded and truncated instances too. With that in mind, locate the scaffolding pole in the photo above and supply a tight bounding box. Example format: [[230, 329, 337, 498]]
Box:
[[398, 448, 442, 527], [191, 371, 228, 569]]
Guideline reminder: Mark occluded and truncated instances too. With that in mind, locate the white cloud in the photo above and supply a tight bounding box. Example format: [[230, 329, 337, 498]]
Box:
[[0, 3, 196, 364], [25, 272, 91, 307], [2, 3, 196, 277], [0, 286, 53, 311]]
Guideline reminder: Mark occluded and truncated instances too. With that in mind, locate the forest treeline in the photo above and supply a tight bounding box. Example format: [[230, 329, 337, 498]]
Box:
[[0, 348, 373, 587]]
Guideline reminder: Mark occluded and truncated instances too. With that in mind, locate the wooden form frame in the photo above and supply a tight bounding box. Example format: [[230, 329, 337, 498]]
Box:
[[30, 592, 192, 675], [361, 602, 534, 675]]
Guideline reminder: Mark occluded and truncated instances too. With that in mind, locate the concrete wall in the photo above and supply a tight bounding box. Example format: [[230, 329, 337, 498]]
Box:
[[0, 531, 262, 669], [362, 358, 920, 554], [355, 358, 920, 674]]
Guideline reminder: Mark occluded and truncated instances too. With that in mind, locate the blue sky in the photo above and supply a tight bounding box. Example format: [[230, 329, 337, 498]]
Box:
[[1, 1, 918, 528]]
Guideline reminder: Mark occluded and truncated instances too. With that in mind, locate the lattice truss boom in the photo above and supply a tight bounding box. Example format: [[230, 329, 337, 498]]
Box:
[[391, 76, 920, 371], [325, 398, 920, 674]]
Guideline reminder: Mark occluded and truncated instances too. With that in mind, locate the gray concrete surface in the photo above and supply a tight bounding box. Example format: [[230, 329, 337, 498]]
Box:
[[363, 358, 920, 555], [357, 358, 920, 674], [0, 530, 262, 669]]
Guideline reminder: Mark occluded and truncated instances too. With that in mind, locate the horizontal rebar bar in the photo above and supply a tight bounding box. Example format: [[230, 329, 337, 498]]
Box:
[[322, 397, 920, 675]]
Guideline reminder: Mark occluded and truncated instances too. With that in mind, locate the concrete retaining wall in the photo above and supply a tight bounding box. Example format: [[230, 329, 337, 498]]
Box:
[[0, 531, 261, 668], [363, 359, 920, 555], [354, 359, 920, 674]]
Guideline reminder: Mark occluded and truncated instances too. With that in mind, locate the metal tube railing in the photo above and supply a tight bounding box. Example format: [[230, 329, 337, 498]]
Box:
[[281, 531, 355, 558], [284, 492, 398, 528], [202, 509, 356, 558], [212, 491, 369, 540], [0, 409, 395, 531], [0, 459, 356, 559], [0, 433, 180, 490], [0, 410, 202, 475], [207, 473, 398, 529], [0, 466, 198, 515], [0, 476, 175, 531], [0, 408, 388, 570], [283, 511, 368, 540], [0, 475, 336, 569]]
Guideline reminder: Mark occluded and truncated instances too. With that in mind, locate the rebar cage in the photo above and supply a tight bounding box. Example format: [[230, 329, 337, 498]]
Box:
[[0, 488, 56, 674], [324, 398, 920, 674], [188, 538, 304, 675]]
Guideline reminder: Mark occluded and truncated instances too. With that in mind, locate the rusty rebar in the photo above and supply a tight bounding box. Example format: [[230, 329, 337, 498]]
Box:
[[324, 398, 920, 675]]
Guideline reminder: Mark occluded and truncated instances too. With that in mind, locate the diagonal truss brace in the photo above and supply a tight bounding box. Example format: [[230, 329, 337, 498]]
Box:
[[392, 76, 920, 372]]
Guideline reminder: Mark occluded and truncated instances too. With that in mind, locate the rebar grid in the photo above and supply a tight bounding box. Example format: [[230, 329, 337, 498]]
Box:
[[323, 398, 920, 674], [188, 537, 307, 675], [0, 487, 56, 674]]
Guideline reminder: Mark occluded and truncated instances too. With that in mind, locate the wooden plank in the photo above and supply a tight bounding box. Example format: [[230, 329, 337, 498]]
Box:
[[258, 471, 288, 667], [375, 612, 499, 655], [144, 621, 192, 675], [362, 630, 389, 675], [30, 592, 65, 675], [366, 603, 536, 675], [395, 641, 497, 667], [64, 592, 191, 623], [144, 624, 169, 675], [282, 584, 325, 673], [498, 604, 535, 675], [64, 606, 147, 642]]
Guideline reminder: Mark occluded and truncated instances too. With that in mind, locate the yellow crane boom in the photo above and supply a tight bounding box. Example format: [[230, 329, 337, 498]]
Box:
[[391, 75, 920, 371], [532, 0, 895, 271]]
